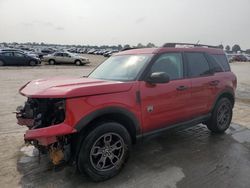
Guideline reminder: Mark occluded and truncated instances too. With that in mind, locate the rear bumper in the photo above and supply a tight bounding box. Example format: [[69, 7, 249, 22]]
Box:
[[24, 123, 77, 146]]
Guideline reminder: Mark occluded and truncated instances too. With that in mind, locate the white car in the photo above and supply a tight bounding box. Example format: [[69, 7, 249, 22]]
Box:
[[245, 54, 250, 61], [43, 52, 90, 65]]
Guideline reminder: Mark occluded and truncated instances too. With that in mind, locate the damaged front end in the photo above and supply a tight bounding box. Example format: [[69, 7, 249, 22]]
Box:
[[16, 98, 65, 129], [16, 98, 76, 165]]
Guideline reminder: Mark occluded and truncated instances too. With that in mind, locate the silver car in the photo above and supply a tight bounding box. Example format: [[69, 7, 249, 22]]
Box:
[[43, 52, 90, 65]]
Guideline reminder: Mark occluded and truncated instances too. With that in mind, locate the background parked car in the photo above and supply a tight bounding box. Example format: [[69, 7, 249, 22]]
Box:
[[0, 48, 40, 58], [43, 52, 90, 65], [245, 54, 250, 61], [232, 54, 248, 62], [103, 50, 119, 57], [0, 51, 41, 66]]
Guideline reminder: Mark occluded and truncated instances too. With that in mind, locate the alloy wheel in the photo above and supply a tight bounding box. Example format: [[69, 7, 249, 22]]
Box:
[[217, 102, 231, 129], [90, 133, 125, 172]]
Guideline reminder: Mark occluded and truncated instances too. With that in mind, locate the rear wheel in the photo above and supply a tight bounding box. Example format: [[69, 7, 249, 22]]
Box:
[[77, 122, 131, 182], [206, 98, 232, 133], [49, 59, 56, 65], [0, 60, 4, 66], [29, 60, 37, 66]]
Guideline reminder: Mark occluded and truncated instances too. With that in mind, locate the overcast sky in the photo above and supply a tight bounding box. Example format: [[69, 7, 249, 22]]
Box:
[[0, 0, 249, 49]]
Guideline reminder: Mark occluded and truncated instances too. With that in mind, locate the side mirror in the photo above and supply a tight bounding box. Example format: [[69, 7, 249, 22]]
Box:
[[146, 72, 170, 84]]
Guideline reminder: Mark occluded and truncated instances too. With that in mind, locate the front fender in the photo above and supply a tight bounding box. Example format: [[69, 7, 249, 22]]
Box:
[[74, 106, 141, 135]]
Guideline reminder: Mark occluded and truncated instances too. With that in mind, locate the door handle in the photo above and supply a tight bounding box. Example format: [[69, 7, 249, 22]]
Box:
[[176, 85, 189, 91], [209, 80, 220, 86]]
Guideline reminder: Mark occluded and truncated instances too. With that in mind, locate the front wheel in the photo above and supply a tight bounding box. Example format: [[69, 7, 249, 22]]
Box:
[[77, 122, 131, 181], [0, 60, 4, 66], [206, 98, 233, 133]]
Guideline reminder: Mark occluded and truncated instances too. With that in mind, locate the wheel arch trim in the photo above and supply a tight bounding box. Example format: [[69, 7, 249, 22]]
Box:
[[212, 89, 235, 111], [74, 106, 141, 136]]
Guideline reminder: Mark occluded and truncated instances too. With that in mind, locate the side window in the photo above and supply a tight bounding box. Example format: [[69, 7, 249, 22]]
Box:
[[14, 52, 25, 57], [150, 53, 183, 80], [207, 54, 224, 73], [211, 54, 230, 71], [186, 53, 210, 77], [3, 52, 13, 56], [55, 53, 62, 56]]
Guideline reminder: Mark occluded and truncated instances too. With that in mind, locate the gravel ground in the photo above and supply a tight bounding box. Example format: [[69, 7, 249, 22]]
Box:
[[0, 57, 249, 188]]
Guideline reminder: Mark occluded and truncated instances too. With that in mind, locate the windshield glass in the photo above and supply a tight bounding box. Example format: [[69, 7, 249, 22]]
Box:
[[88, 54, 152, 81]]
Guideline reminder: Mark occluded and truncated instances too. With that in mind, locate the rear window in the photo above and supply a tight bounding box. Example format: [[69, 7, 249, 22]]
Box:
[[211, 54, 230, 71], [186, 52, 210, 77]]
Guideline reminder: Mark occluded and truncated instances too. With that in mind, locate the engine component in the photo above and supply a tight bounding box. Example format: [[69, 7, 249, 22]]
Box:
[[16, 98, 65, 129]]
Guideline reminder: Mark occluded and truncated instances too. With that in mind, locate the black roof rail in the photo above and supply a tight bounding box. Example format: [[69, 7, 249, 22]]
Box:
[[121, 47, 139, 51], [162, 43, 220, 49]]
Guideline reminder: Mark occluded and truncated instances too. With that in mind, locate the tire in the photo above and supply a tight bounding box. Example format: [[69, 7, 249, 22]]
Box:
[[206, 98, 233, 133], [75, 60, 82, 66], [77, 122, 131, 182], [49, 59, 56, 65], [0, 60, 4, 66], [29, 60, 37, 66]]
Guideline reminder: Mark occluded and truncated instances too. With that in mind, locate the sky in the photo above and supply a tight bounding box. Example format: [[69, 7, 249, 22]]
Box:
[[0, 0, 249, 49]]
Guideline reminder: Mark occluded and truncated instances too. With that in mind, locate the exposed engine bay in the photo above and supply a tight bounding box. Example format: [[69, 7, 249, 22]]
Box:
[[16, 98, 65, 129]]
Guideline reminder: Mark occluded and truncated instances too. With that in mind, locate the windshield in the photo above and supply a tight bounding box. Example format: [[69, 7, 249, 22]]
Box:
[[88, 54, 152, 81]]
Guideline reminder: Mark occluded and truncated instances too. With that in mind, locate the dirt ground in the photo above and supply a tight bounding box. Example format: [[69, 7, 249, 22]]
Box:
[[0, 56, 250, 188]]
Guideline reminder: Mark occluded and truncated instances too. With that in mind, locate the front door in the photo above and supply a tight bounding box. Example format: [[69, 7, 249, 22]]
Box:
[[54, 52, 64, 63], [62, 53, 74, 63], [13, 52, 27, 65], [140, 52, 192, 133]]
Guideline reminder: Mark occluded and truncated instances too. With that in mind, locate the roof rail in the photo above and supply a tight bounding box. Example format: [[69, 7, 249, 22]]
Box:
[[120, 47, 140, 51], [162, 43, 220, 49]]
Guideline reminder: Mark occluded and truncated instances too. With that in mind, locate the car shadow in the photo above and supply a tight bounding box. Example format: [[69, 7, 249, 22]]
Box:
[[17, 124, 250, 188]]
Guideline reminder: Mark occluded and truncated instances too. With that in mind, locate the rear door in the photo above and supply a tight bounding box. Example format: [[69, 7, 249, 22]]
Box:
[[1, 52, 15, 65], [185, 52, 214, 118], [140, 52, 192, 133], [206, 53, 231, 109]]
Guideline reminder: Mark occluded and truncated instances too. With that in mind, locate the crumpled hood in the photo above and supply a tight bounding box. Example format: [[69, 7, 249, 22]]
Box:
[[20, 76, 133, 98]]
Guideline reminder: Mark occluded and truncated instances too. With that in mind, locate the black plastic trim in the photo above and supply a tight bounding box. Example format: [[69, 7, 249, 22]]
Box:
[[211, 89, 235, 110], [137, 114, 211, 139], [75, 106, 141, 135]]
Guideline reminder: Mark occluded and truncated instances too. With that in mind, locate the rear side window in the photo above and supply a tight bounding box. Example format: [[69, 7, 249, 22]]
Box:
[[211, 54, 230, 71], [186, 53, 210, 77], [206, 54, 224, 73]]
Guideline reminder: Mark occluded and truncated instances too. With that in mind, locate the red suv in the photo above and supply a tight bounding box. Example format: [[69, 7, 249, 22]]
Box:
[[16, 43, 237, 181]]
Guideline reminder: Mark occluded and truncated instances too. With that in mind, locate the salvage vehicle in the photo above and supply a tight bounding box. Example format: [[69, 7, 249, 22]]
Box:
[[0, 50, 41, 66], [16, 43, 237, 181], [43, 52, 90, 65]]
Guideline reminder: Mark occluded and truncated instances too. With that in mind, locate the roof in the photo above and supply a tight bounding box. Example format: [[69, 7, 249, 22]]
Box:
[[116, 46, 225, 56]]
